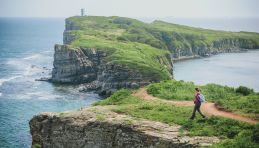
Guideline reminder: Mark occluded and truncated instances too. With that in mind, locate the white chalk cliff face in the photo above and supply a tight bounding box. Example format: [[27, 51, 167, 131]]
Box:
[[29, 106, 219, 148]]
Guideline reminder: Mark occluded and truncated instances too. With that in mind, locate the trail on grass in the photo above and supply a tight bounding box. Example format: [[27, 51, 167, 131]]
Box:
[[133, 88, 258, 124]]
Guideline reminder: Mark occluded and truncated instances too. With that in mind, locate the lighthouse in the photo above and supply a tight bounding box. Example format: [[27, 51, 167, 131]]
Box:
[[81, 8, 86, 16]]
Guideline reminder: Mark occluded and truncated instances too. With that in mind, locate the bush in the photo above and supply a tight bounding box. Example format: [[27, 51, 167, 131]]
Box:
[[33, 144, 41, 148], [252, 124, 259, 143], [212, 131, 259, 148], [236, 86, 254, 96]]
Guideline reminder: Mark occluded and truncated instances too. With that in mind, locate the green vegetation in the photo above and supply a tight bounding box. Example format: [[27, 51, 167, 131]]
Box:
[[33, 144, 41, 148], [94, 89, 259, 147], [236, 86, 254, 96], [147, 80, 259, 120], [65, 16, 259, 81]]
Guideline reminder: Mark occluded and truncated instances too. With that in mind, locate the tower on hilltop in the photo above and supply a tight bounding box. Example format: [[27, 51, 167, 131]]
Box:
[[81, 8, 86, 16]]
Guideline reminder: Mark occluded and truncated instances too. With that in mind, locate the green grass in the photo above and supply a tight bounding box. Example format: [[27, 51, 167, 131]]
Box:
[[147, 80, 259, 120], [71, 35, 172, 81], [93, 89, 142, 106], [33, 144, 41, 148], [94, 89, 259, 147], [217, 95, 259, 119]]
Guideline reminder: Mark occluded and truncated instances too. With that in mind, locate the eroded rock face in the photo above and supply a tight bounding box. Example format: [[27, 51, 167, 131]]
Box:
[[51, 44, 168, 96], [51, 45, 97, 83], [29, 106, 219, 148], [171, 38, 257, 60]]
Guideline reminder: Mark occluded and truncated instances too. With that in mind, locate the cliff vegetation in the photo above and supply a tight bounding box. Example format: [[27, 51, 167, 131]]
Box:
[[93, 82, 259, 148], [67, 16, 259, 59]]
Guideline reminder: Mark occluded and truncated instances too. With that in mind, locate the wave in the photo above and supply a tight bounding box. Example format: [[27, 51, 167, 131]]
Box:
[[0, 76, 21, 86], [23, 53, 44, 60], [5, 52, 53, 77], [18, 91, 61, 100]]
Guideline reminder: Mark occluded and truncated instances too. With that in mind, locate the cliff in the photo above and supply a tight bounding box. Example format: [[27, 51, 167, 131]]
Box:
[[30, 106, 219, 148], [51, 16, 259, 95], [51, 44, 171, 96]]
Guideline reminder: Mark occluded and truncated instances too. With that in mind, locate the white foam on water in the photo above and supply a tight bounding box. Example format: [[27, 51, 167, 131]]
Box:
[[23, 53, 43, 60], [18, 91, 60, 100], [0, 76, 21, 86], [5, 52, 53, 79]]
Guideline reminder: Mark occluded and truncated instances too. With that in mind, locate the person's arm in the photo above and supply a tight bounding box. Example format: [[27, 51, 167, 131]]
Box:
[[194, 93, 197, 103]]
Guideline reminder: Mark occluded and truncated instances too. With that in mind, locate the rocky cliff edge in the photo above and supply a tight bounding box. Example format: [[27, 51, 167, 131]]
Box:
[[30, 106, 219, 148]]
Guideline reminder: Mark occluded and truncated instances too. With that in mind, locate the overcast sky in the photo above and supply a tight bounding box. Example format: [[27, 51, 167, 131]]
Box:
[[1, 0, 259, 18]]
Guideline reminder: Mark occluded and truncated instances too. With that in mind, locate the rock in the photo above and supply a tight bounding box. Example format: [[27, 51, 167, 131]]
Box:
[[130, 82, 139, 89], [51, 44, 163, 96], [35, 77, 51, 81], [51, 44, 97, 84], [30, 106, 220, 148], [171, 38, 259, 60]]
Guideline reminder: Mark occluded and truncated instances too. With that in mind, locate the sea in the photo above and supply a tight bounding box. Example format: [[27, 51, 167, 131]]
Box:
[[0, 17, 258, 148], [0, 18, 101, 148], [174, 50, 259, 92]]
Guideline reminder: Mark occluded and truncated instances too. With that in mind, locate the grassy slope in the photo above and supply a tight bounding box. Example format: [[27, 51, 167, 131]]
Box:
[[67, 16, 172, 81], [65, 16, 259, 81], [94, 89, 259, 148], [147, 80, 259, 120], [150, 20, 259, 44]]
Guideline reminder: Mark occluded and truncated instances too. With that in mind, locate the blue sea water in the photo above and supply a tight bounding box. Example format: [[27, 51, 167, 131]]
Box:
[[174, 50, 259, 92], [0, 18, 101, 148]]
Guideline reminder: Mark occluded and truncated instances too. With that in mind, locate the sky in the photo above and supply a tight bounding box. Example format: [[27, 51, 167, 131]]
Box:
[[0, 0, 259, 18]]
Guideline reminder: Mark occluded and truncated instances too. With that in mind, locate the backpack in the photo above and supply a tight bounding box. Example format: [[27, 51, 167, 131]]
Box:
[[198, 94, 205, 103]]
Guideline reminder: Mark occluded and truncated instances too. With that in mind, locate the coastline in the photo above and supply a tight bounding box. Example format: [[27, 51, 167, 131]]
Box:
[[172, 48, 251, 63]]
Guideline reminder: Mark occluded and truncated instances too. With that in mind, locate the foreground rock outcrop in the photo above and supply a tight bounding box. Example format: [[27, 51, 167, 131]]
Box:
[[30, 106, 219, 148]]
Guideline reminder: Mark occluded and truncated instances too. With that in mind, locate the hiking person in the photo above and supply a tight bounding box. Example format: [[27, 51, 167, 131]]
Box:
[[190, 88, 206, 120]]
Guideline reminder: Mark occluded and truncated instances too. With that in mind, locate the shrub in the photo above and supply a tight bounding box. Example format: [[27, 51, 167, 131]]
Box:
[[252, 124, 259, 143], [236, 86, 254, 96], [33, 144, 41, 148]]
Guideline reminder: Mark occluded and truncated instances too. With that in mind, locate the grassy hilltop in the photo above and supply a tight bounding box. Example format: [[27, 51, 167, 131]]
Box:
[[67, 16, 259, 54], [64, 16, 259, 82]]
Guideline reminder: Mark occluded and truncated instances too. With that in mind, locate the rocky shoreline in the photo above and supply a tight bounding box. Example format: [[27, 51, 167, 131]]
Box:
[[172, 48, 249, 62]]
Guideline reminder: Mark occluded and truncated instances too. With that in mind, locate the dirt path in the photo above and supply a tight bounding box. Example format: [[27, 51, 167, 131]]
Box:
[[133, 88, 258, 124]]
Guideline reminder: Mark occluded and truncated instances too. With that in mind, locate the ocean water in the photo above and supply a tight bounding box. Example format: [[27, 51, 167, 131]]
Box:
[[174, 50, 259, 92], [0, 18, 101, 148]]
